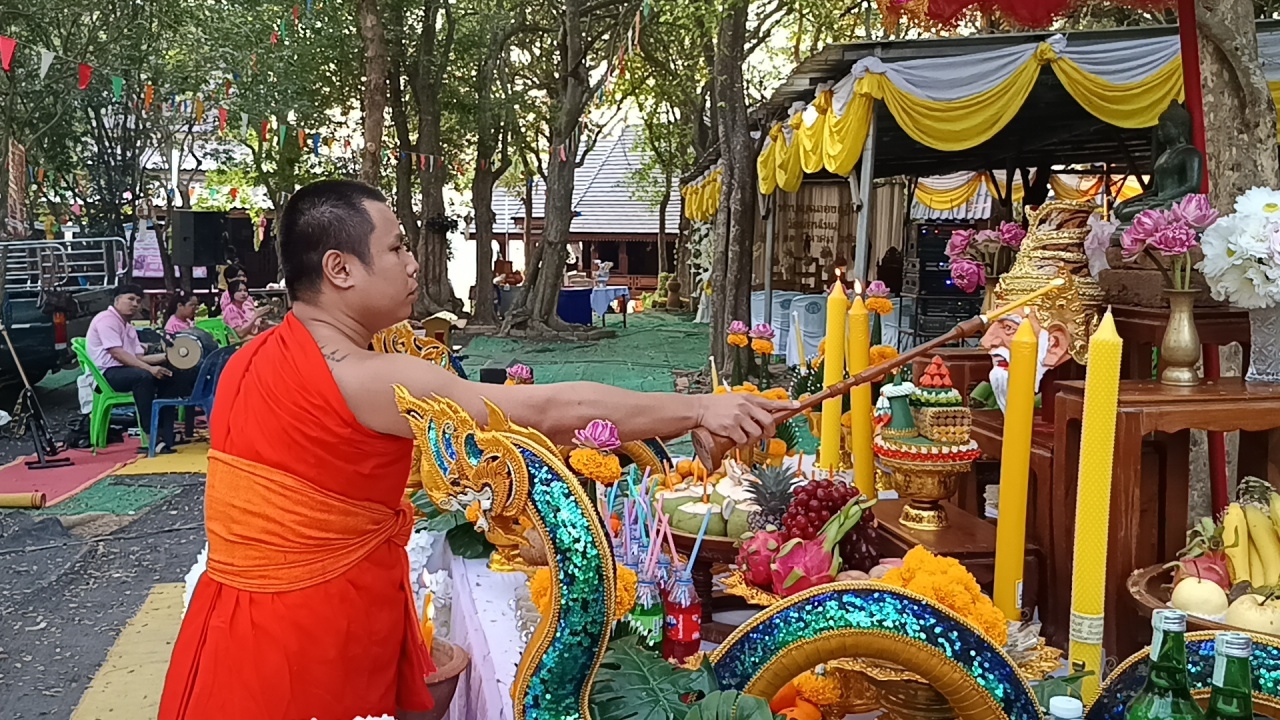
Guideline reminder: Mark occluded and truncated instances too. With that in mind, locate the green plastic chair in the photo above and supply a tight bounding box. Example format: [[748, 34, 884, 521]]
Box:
[[70, 337, 141, 449], [196, 318, 237, 347]]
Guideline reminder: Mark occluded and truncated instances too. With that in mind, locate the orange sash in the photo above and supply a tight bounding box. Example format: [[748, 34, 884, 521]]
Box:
[[205, 449, 416, 592]]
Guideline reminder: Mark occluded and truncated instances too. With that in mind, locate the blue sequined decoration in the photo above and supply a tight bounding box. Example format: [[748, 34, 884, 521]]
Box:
[[442, 429, 458, 464], [1086, 635, 1280, 720], [426, 418, 447, 472], [465, 435, 483, 466], [518, 447, 613, 720], [713, 586, 1041, 720]]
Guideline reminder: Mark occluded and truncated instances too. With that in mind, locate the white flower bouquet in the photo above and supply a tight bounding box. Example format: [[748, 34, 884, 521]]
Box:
[[1197, 187, 1280, 309]]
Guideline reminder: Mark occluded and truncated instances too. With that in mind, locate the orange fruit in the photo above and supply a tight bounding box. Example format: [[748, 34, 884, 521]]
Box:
[[770, 682, 799, 713], [777, 700, 822, 720], [665, 473, 682, 488], [691, 459, 706, 479], [676, 459, 693, 476]]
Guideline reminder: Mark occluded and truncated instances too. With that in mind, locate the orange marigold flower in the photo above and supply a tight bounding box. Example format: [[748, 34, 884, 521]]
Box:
[[870, 344, 899, 366], [569, 448, 623, 485], [762, 388, 790, 401], [614, 564, 638, 620], [751, 338, 774, 356], [866, 297, 894, 316], [728, 333, 749, 348], [879, 546, 1006, 646]]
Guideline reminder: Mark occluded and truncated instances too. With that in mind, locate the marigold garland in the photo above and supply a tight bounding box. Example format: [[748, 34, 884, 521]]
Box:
[[866, 297, 894, 316], [530, 564, 637, 621], [750, 338, 774, 356], [869, 344, 899, 366], [793, 670, 842, 706], [761, 387, 789, 402], [569, 448, 623, 486], [880, 546, 1008, 646], [728, 333, 749, 348]]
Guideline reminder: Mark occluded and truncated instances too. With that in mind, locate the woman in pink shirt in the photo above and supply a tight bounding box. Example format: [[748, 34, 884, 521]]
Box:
[[222, 280, 268, 339], [164, 291, 199, 336]]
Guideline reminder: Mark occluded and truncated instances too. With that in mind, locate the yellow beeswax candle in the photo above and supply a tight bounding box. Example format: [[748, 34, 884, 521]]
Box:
[[818, 281, 848, 470], [1067, 309, 1123, 702], [992, 314, 1038, 620], [846, 285, 874, 498], [793, 310, 807, 371], [421, 592, 436, 657]]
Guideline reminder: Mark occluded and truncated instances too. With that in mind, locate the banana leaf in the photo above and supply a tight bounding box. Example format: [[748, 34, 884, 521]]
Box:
[[411, 490, 496, 560], [683, 690, 777, 720], [589, 635, 718, 720]]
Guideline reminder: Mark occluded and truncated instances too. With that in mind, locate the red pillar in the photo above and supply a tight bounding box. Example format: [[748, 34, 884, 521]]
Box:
[[1178, 0, 1230, 515]]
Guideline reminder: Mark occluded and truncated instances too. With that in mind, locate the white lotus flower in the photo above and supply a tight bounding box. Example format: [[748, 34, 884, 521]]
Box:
[[1234, 187, 1280, 217], [1198, 215, 1243, 278]]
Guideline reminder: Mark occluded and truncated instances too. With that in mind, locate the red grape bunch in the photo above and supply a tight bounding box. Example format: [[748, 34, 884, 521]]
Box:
[[780, 478, 864, 541]]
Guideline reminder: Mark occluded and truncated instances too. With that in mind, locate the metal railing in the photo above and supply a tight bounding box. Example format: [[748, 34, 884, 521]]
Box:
[[1, 237, 127, 292]]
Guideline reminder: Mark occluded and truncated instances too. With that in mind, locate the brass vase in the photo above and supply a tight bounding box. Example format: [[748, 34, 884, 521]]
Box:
[[1160, 289, 1201, 387]]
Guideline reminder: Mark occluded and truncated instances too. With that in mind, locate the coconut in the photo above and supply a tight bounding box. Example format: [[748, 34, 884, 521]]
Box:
[[658, 488, 701, 518], [671, 501, 727, 536], [725, 501, 758, 540], [714, 477, 754, 504], [1169, 577, 1229, 621]]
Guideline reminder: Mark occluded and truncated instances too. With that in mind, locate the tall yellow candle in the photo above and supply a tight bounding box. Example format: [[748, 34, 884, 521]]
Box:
[[846, 286, 874, 498], [1067, 309, 1123, 702], [818, 281, 848, 470], [992, 314, 1038, 620], [792, 310, 807, 372]]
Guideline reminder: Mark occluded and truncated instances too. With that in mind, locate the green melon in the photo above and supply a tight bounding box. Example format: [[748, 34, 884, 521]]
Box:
[[671, 502, 727, 536]]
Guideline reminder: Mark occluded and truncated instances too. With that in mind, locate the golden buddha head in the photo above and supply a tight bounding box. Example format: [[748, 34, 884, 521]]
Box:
[[979, 201, 1106, 411]]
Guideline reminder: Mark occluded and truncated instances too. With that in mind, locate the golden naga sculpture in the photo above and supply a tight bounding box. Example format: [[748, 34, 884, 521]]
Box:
[[977, 200, 1106, 412]]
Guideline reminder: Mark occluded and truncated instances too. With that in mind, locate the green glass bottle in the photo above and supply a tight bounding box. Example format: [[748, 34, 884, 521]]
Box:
[[1204, 632, 1254, 720], [1125, 610, 1205, 720]]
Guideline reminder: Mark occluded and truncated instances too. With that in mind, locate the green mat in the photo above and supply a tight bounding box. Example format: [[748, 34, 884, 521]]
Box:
[[461, 312, 708, 392], [38, 478, 179, 516]]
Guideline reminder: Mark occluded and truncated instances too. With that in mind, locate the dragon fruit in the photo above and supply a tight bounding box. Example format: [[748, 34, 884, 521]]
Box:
[[1170, 516, 1232, 592], [736, 530, 784, 589], [770, 497, 872, 597]]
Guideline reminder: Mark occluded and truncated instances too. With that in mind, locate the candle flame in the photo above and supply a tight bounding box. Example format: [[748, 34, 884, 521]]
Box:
[[835, 267, 843, 279], [853, 279, 862, 295]]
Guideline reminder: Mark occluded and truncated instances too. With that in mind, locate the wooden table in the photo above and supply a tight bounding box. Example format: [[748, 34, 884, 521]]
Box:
[[875, 499, 1043, 622], [1054, 378, 1280, 657], [1111, 305, 1251, 380]]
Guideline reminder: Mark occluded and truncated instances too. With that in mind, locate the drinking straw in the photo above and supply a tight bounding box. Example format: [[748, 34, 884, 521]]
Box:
[[645, 511, 664, 577], [660, 514, 682, 574], [623, 499, 633, 558], [606, 481, 621, 520], [683, 509, 713, 579]]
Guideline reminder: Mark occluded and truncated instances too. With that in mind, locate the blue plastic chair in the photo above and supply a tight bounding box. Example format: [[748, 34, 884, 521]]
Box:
[[148, 345, 237, 457]]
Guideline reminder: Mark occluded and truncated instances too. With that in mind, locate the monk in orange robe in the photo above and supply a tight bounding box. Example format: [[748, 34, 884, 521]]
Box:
[[159, 179, 790, 720]]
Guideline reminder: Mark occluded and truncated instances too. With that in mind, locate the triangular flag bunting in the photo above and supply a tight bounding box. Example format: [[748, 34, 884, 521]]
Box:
[[241, 113, 249, 135], [111, 76, 124, 100], [298, 129, 305, 148], [278, 123, 288, 148], [0, 37, 15, 73], [280, 17, 288, 40], [195, 98, 205, 122], [218, 108, 228, 131], [77, 64, 92, 90], [306, 0, 313, 15], [144, 84, 154, 111], [293, 5, 300, 24], [312, 134, 320, 156], [38, 50, 54, 79], [230, 187, 239, 201], [225, 79, 232, 97], [270, 31, 279, 45], [261, 120, 270, 142]]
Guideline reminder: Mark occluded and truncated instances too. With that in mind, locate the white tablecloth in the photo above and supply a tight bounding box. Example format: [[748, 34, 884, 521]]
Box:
[[590, 287, 630, 317], [444, 552, 525, 720]]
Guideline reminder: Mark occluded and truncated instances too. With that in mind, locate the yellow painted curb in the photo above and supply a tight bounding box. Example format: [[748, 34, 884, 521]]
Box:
[[113, 442, 209, 476], [71, 582, 184, 720]]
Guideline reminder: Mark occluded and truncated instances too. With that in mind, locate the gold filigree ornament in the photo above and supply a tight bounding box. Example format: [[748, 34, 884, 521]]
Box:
[[371, 320, 458, 373], [720, 570, 784, 607], [992, 200, 1106, 364]]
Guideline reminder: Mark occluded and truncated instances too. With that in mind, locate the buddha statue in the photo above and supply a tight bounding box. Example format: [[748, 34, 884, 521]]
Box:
[[1113, 102, 1204, 222], [974, 200, 1106, 413]]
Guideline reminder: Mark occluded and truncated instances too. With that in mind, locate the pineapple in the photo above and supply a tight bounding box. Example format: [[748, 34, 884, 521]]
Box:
[[744, 464, 799, 532]]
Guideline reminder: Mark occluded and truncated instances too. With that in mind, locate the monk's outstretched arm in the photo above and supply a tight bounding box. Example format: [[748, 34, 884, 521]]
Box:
[[372, 353, 793, 447]]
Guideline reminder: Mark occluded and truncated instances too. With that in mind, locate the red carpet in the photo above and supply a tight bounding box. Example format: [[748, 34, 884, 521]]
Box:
[[0, 438, 140, 507]]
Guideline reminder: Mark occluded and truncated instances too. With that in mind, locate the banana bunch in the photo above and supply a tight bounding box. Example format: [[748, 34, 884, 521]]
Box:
[[1223, 477, 1280, 587]]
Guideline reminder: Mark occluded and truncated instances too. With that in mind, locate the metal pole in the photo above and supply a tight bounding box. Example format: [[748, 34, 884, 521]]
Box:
[[763, 193, 775, 326], [853, 113, 878, 285]]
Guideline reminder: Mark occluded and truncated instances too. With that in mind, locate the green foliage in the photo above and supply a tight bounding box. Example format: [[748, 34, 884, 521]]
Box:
[[589, 635, 719, 720], [683, 690, 777, 720], [411, 489, 498, 560], [1031, 669, 1094, 711]]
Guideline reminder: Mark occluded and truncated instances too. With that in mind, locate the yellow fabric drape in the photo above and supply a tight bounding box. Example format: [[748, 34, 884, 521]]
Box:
[[757, 134, 778, 196], [1050, 56, 1185, 130], [914, 175, 986, 211], [775, 118, 805, 194], [981, 174, 1025, 206], [683, 168, 723, 223], [1048, 174, 1147, 203], [798, 92, 831, 174], [824, 83, 875, 178]]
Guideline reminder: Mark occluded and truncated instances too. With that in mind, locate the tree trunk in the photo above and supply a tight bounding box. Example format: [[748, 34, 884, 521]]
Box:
[[388, 58, 421, 254], [357, 0, 389, 186], [710, 0, 756, 372], [472, 171, 499, 326], [657, 177, 670, 276], [1196, 0, 1280, 210]]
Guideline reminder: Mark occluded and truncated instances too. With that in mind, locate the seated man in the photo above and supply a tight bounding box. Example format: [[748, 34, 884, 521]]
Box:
[[86, 285, 196, 453]]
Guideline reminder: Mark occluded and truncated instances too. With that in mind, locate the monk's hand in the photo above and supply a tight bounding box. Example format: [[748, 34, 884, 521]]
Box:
[[694, 392, 796, 447]]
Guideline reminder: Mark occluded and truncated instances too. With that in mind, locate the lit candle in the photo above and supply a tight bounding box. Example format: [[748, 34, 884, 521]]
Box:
[[1067, 309, 1123, 702], [818, 280, 848, 470], [993, 312, 1037, 620], [421, 592, 436, 657], [846, 281, 874, 498]]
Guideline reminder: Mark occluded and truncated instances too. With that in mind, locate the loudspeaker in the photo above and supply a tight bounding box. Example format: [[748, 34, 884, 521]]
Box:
[[170, 210, 225, 267]]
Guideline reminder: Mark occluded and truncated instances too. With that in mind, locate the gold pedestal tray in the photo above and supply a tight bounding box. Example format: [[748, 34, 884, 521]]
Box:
[[876, 456, 974, 530]]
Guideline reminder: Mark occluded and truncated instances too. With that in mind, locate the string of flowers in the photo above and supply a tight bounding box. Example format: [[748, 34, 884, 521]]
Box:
[[1121, 194, 1217, 291], [946, 222, 1026, 294], [568, 420, 624, 486], [504, 363, 534, 385]]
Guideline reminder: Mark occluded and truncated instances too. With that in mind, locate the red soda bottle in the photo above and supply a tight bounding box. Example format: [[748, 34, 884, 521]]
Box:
[[662, 577, 702, 663]]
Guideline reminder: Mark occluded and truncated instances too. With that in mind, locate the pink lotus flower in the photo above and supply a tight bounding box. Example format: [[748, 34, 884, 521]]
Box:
[[949, 258, 986, 294], [866, 280, 890, 298], [1171, 194, 1218, 231], [1121, 209, 1169, 256], [944, 229, 974, 260], [998, 222, 1026, 250], [727, 320, 749, 336], [506, 363, 533, 382], [1149, 222, 1199, 257], [972, 229, 1002, 253], [573, 419, 621, 452], [748, 323, 775, 340]]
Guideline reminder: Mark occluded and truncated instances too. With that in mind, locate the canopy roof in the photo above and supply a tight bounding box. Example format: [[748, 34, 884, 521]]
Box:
[[744, 20, 1280, 195]]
